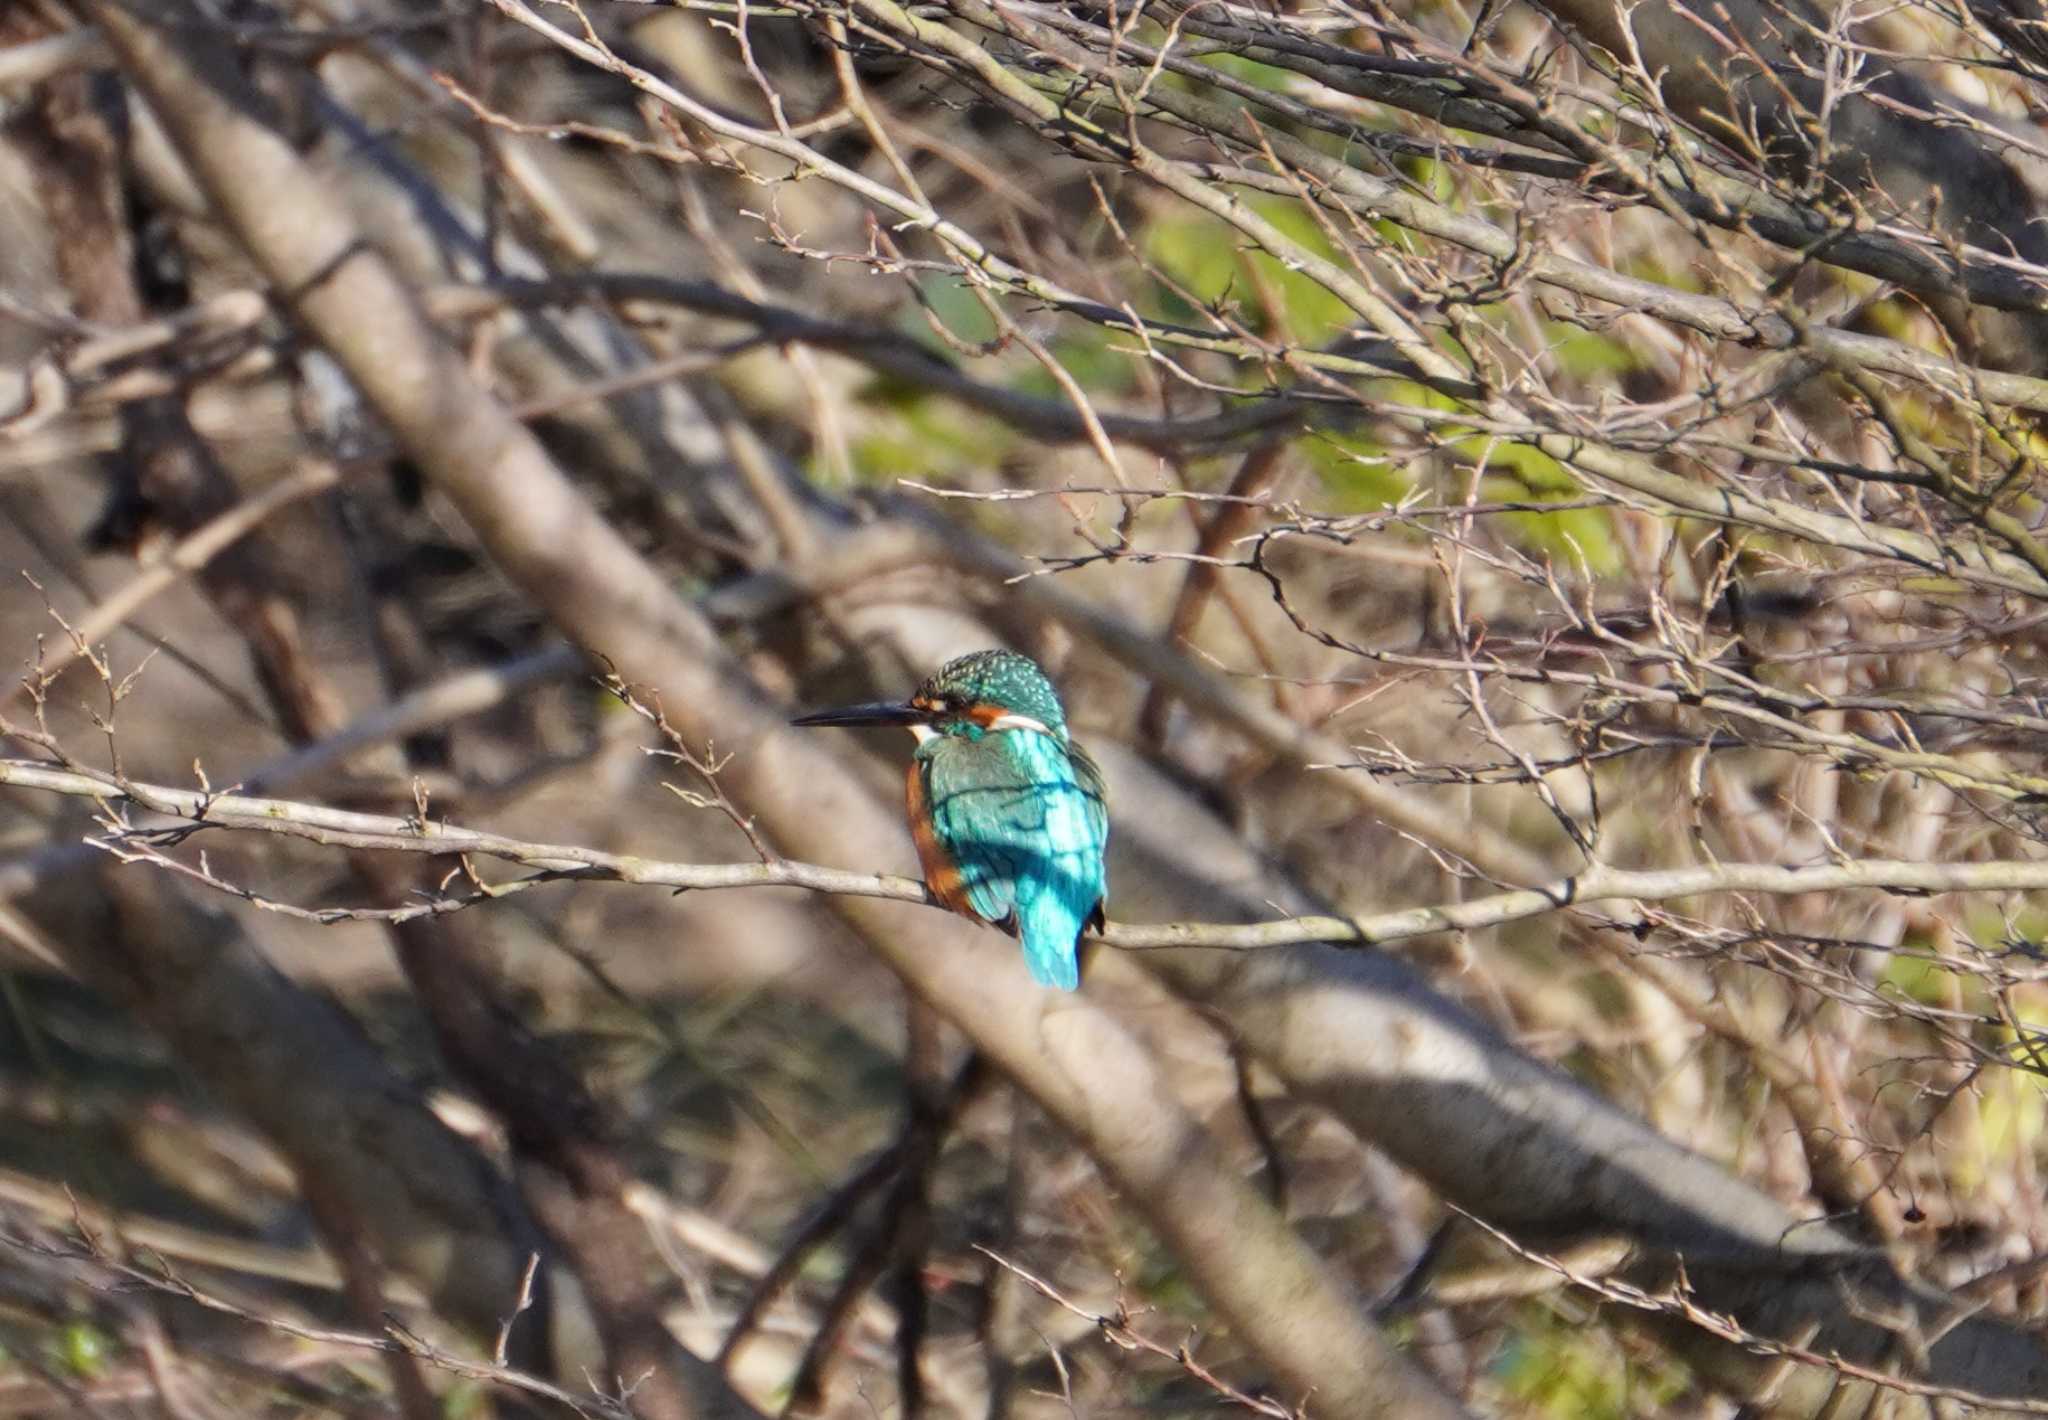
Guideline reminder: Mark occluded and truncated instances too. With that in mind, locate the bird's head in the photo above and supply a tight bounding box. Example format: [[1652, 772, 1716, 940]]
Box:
[[790, 649, 1069, 743]]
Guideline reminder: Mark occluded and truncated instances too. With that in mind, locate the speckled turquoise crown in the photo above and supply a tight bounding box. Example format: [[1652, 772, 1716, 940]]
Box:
[[922, 650, 1068, 737]]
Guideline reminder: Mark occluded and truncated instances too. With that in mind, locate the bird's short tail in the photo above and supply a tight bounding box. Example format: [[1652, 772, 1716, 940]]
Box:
[[1017, 892, 1086, 991]]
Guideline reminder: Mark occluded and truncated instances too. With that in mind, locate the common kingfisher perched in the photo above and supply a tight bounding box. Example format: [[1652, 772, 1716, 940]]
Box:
[[791, 650, 1108, 990]]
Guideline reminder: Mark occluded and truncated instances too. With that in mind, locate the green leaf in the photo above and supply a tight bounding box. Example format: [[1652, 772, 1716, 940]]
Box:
[[51, 1322, 111, 1380]]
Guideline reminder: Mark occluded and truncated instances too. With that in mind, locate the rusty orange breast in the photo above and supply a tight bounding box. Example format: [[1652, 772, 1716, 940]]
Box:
[[906, 758, 976, 918]]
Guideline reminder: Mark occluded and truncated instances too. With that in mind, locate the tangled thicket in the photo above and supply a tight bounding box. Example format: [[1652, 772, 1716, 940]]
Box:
[[8, 0, 2048, 1416]]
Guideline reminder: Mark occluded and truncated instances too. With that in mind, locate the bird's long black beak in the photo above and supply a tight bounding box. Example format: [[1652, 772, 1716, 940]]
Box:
[[789, 700, 928, 729]]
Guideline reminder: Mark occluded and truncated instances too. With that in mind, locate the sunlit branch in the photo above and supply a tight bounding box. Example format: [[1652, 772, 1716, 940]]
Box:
[[8, 758, 2047, 951]]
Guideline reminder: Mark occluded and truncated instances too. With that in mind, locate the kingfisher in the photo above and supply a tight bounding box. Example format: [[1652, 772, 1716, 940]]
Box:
[[791, 650, 1108, 990]]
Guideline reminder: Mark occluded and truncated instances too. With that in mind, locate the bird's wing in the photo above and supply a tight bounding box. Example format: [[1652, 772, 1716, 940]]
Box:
[[920, 736, 1044, 928], [922, 733, 1107, 988], [1068, 738, 1110, 928], [1067, 740, 1109, 857]]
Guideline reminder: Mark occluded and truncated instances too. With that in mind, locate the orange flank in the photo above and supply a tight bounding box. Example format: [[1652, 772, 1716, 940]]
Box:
[[906, 758, 975, 917]]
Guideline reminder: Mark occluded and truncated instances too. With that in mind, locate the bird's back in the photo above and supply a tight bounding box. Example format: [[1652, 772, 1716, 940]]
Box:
[[915, 728, 1107, 990]]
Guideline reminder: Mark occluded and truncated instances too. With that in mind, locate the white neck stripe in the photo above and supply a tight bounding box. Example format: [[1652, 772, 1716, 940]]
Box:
[[988, 713, 1055, 736]]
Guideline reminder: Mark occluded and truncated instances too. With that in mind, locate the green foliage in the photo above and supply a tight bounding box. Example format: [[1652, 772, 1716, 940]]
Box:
[[1398, 150, 1456, 204], [1543, 322, 1639, 380], [1997, 900, 2048, 945], [1880, 949, 1964, 1008], [441, 1379, 487, 1419], [1143, 197, 1355, 344], [1480, 447, 1622, 576], [1304, 379, 1621, 571], [1617, 255, 1703, 293], [1305, 430, 1408, 510], [845, 374, 1018, 485], [1189, 51, 1297, 94], [907, 276, 1000, 349], [1009, 325, 1141, 403], [1495, 1310, 1687, 1420], [49, 1320, 111, 1380], [1973, 1055, 2048, 1185]]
